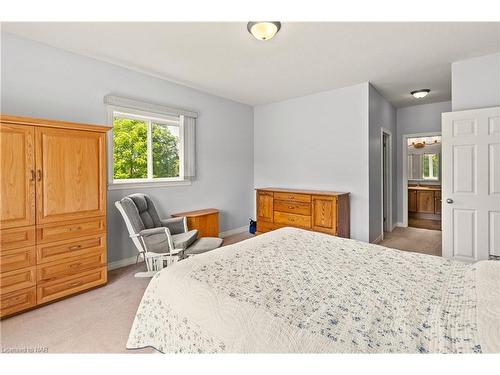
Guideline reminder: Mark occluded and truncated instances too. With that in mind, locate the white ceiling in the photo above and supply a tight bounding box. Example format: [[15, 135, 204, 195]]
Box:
[[3, 22, 500, 107]]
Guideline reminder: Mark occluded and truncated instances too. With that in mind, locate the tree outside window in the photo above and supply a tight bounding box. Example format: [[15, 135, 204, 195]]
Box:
[[112, 114, 181, 182]]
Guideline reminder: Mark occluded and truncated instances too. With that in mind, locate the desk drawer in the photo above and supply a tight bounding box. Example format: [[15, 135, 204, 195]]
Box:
[[1, 287, 36, 318], [36, 217, 105, 244], [1, 246, 36, 273], [37, 267, 107, 305], [274, 211, 311, 228], [37, 249, 106, 283]]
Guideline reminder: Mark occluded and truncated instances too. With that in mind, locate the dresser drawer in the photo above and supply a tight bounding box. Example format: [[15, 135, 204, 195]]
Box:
[[37, 249, 106, 283], [36, 217, 106, 244], [274, 211, 311, 228], [0, 266, 36, 295], [0, 226, 35, 251], [274, 200, 311, 216], [37, 234, 106, 264], [1, 246, 36, 273], [37, 267, 107, 305], [274, 192, 311, 203], [1, 287, 36, 318]]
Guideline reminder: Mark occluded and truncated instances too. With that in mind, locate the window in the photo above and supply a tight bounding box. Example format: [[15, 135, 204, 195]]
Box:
[[422, 153, 439, 180], [407, 135, 441, 182], [111, 110, 184, 185]]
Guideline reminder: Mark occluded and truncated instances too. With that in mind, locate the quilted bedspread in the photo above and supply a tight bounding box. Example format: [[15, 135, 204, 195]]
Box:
[[127, 227, 500, 353]]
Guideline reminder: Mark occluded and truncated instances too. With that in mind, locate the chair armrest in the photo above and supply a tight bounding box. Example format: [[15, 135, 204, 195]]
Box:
[[139, 227, 170, 237], [160, 217, 186, 235]]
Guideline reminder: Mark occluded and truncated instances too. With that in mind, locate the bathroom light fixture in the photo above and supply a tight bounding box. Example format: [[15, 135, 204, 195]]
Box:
[[247, 22, 281, 41], [411, 89, 431, 98]]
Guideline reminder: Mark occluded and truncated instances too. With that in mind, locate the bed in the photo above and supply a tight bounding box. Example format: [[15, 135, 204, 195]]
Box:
[[126, 227, 500, 353]]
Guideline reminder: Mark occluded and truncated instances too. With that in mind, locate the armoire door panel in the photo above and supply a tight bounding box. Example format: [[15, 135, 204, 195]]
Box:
[[0, 124, 35, 229], [35, 127, 106, 224]]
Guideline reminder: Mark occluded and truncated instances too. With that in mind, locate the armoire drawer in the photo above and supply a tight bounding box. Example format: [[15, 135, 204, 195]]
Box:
[[273, 192, 311, 203], [0, 287, 36, 318], [37, 234, 106, 264], [274, 200, 311, 216], [274, 211, 311, 228], [37, 267, 107, 305], [36, 217, 106, 244], [0, 266, 36, 295], [0, 226, 36, 251], [37, 249, 106, 283], [1, 246, 36, 273]]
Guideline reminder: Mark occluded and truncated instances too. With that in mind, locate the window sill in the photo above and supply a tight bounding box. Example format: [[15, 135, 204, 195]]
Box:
[[107, 180, 192, 190]]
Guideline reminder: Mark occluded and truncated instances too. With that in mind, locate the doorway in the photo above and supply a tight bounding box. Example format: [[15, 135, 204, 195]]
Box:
[[380, 129, 392, 239], [405, 134, 442, 231]]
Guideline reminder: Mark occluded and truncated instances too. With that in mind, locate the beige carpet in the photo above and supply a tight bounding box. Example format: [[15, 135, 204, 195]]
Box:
[[379, 226, 442, 257], [0, 228, 441, 353]]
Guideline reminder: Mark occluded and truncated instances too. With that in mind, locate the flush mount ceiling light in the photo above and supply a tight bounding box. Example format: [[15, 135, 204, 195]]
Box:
[[411, 89, 431, 98], [247, 22, 281, 41]]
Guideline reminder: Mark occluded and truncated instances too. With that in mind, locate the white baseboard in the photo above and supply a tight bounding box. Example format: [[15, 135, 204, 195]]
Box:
[[219, 226, 248, 238], [372, 233, 384, 244], [107, 255, 138, 271], [393, 222, 405, 229]]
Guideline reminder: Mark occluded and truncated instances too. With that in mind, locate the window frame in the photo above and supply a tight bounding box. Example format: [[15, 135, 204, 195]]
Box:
[[107, 106, 191, 190]]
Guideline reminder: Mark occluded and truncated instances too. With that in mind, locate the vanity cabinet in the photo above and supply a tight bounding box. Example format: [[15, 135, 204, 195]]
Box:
[[408, 190, 417, 213], [408, 186, 442, 216], [417, 190, 435, 213]]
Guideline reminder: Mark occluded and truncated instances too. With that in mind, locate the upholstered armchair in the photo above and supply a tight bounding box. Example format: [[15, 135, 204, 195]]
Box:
[[115, 193, 222, 277]]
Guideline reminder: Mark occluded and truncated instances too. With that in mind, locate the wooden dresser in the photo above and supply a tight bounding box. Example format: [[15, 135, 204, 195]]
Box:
[[255, 188, 350, 238], [0, 115, 110, 318]]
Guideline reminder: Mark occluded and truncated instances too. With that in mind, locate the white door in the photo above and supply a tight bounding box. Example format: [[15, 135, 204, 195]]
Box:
[[442, 106, 500, 262]]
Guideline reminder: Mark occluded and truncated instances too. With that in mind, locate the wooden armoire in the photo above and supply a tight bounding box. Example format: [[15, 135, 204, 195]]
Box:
[[0, 115, 110, 318]]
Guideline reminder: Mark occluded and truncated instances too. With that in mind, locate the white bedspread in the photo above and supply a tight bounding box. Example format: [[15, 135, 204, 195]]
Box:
[[127, 227, 500, 353]]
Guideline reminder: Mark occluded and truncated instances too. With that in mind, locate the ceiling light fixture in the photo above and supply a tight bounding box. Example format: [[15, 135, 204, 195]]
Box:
[[411, 89, 431, 98], [247, 22, 281, 41]]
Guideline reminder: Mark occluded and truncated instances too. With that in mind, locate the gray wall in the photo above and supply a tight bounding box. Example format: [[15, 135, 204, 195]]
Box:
[[254, 83, 370, 242], [452, 53, 500, 111], [368, 84, 396, 242], [395, 101, 452, 224], [1, 32, 254, 264]]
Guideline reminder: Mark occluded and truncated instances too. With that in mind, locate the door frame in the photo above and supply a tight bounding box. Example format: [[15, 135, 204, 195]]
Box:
[[402, 131, 441, 227], [380, 128, 393, 239]]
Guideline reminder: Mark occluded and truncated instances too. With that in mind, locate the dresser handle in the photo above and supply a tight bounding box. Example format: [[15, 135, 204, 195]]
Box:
[[69, 245, 82, 250], [36, 169, 42, 181], [30, 170, 36, 182], [69, 227, 82, 231]]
